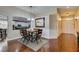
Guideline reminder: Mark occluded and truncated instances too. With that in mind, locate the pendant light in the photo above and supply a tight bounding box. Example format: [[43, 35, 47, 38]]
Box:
[[29, 6, 34, 21]]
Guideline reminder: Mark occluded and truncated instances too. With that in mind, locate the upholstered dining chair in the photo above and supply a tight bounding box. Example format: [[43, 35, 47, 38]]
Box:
[[37, 29, 42, 41], [20, 29, 30, 43], [32, 29, 42, 44]]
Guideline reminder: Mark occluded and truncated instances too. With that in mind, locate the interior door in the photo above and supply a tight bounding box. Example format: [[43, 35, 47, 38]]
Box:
[[62, 20, 75, 34]]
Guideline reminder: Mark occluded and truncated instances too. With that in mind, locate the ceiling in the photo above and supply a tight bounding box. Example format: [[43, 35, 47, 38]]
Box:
[[16, 6, 57, 15], [16, 6, 79, 16], [0, 6, 78, 18], [57, 8, 78, 18]]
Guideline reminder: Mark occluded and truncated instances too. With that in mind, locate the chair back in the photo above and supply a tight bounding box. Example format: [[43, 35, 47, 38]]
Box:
[[38, 29, 42, 35], [20, 29, 27, 36], [36, 29, 42, 38]]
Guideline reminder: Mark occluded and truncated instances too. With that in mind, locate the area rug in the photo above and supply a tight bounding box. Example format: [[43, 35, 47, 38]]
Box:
[[18, 39, 48, 51]]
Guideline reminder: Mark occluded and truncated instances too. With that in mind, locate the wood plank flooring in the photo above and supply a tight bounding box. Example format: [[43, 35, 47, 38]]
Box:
[[8, 33, 78, 52], [58, 33, 77, 52]]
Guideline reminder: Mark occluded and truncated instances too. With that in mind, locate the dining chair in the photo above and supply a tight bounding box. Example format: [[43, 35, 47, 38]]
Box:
[[32, 29, 42, 44], [20, 29, 30, 43]]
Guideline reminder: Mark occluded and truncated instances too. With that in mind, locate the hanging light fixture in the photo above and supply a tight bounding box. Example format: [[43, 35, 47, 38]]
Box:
[[29, 6, 34, 21]]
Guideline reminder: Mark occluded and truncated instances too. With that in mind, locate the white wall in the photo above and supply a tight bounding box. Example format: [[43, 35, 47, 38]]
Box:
[[35, 14, 50, 39], [0, 7, 34, 40], [34, 8, 58, 39], [0, 6, 58, 40], [49, 14, 58, 39]]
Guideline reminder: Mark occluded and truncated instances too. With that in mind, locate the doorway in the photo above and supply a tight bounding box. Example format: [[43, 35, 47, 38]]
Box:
[[57, 8, 77, 35]]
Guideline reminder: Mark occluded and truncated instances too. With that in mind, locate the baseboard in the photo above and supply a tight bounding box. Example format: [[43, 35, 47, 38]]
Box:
[[41, 37, 57, 40], [41, 36, 58, 39], [6, 37, 22, 41]]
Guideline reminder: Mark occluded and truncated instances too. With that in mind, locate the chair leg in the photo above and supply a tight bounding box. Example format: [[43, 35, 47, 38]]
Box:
[[35, 38, 39, 44], [39, 38, 42, 42], [21, 37, 24, 42]]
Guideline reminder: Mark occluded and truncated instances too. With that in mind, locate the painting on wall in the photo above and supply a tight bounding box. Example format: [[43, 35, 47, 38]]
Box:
[[35, 17, 45, 27], [0, 20, 8, 29], [0, 15, 8, 29], [13, 17, 31, 30]]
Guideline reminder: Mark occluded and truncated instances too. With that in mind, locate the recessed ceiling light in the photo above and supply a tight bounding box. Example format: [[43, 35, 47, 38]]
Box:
[[66, 13, 69, 14]]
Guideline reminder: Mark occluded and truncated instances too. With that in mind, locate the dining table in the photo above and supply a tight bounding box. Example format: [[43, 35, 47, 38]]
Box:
[[23, 29, 38, 43]]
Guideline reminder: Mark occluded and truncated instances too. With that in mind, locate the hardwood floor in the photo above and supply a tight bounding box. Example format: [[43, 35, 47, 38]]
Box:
[[58, 33, 77, 52], [8, 33, 78, 52]]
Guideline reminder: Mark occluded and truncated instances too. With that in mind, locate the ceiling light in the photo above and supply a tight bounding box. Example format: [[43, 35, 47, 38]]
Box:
[[57, 17, 61, 21], [31, 18, 34, 20], [75, 16, 79, 19]]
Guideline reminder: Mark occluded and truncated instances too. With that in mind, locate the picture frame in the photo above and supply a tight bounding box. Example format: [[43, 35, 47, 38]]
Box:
[[13, 16, 31, 30], [35, 17, 45, 27]]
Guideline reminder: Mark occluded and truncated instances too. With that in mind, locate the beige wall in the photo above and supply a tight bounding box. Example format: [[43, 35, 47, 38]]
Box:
[[77, 20, 79, 32], [62, 20, 75, 34]]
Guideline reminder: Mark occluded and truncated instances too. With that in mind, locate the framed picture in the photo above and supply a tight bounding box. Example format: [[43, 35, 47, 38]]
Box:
[[35, 17, 45, 27], [13, 16, 31, 30]]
